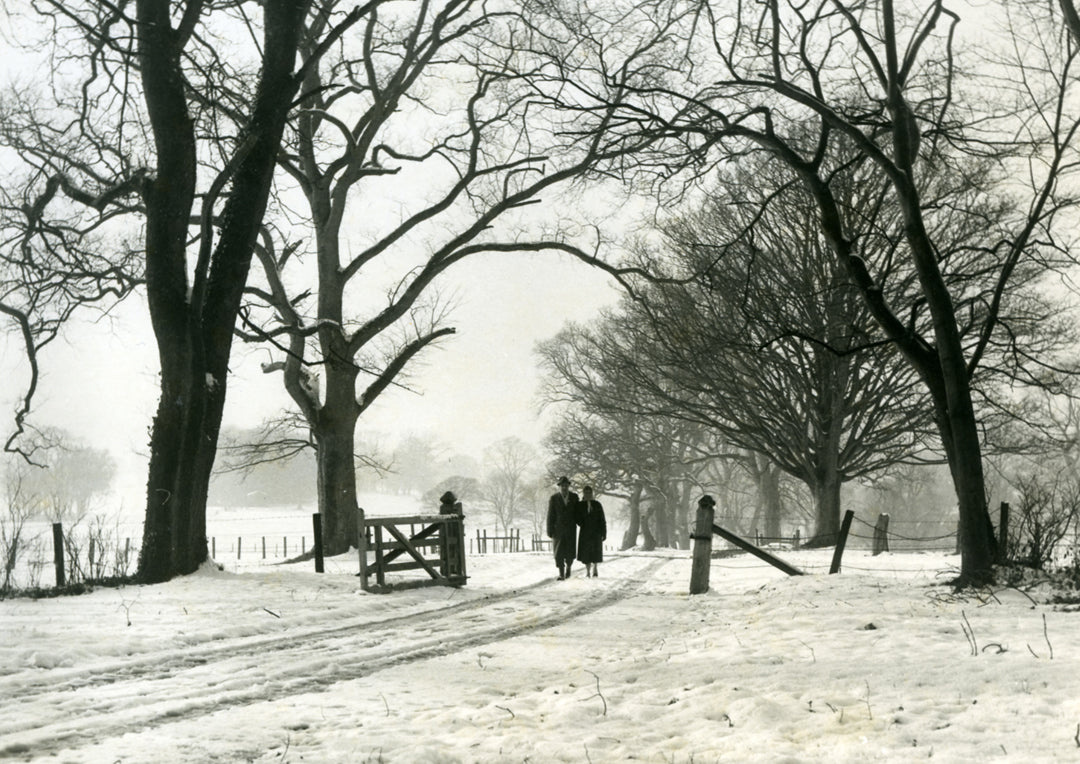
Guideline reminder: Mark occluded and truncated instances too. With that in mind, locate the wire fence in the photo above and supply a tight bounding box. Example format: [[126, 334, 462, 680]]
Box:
[[9, 505, 1062, 594], [736, 513, 960, 555]]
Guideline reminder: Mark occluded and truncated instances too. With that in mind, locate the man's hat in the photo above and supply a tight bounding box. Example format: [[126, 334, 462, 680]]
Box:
[[556, 476, 571, 486]]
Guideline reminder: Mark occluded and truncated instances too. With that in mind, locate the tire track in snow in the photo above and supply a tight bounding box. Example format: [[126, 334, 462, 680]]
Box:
[[0, 555, 672, 759]]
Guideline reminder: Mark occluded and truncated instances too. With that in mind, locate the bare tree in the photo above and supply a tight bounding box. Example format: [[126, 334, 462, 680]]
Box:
[[1, 460, 42, 591], [481, 437, 538, 536], [235, 0, 676, 554], [535, 0, 1080, 584], [0, 171, 139, 462], [610, 159, 948, 544], [1, 0, 378, 581], [27, 435, 117, 525], [1007, 472, 1080, 569]]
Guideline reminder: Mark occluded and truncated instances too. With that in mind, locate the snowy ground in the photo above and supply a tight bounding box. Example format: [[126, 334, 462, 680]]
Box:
[[2, 547, 1079, 763]]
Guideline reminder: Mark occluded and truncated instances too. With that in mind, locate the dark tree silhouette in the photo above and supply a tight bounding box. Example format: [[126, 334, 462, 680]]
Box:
[[2, 0, 376, 581]]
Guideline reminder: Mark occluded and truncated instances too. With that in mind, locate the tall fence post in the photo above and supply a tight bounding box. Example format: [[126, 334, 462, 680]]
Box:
[[52, 522, 65, 587], [997, 502, 1010, 564], [313, 513, 324, 573], [357, 508, 369, 591], [689, 498, 715, 595], [454, 515, 467, 581], [829, 510, 855, 574], [872, 513, 890, 556]]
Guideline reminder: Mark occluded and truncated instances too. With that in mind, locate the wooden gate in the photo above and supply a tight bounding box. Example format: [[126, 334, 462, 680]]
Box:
[[357, 509, 467, 592]]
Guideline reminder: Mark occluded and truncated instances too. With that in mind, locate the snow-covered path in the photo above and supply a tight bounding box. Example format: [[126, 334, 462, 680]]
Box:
[[1, 553, 669, 761], [3, 548, 1080, 763]]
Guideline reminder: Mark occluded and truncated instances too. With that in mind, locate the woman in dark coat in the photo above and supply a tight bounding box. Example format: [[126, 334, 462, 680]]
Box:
[[576, 485, 607, 577]]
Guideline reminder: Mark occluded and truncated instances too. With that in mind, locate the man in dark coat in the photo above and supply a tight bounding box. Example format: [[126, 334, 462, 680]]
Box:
[[576, 485, 607, 577], [546, 476, 580, 580]]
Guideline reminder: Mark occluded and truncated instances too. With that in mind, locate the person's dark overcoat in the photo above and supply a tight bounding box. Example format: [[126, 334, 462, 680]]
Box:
[[546, 490, 580, 564], [576, 499, 606, 564]]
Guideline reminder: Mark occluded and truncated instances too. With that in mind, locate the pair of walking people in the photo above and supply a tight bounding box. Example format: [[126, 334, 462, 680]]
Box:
[[545, 476, 606, 580]]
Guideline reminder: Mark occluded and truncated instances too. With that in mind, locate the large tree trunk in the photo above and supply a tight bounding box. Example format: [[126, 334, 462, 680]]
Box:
[[804, 319, 848, 548], [930, 366, 997, 583], [640, 489, 658, 551], [314, 354, 362, 556], [811, 162, 997, 583], [137, 0, 313, 583], [315, 433, 360, 555], [756, 456, 783, 539], [654, 489, 672, 548], [620, 482, 643, 550], [675, 480, 693, 550], [803, 469, 842, 548]]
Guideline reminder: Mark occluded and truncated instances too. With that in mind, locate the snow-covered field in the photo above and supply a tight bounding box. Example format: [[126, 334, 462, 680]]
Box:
[[2, 546, 1079, 763]]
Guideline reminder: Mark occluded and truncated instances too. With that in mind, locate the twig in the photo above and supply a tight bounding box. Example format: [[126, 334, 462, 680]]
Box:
[[1043, 613, 1054, 660], [495, 705, 515, 719], [117, 597, 137, 627], [1003, 584, 1039, 607], [379, 692, 389, 717], [799, 640, 817, 663], [277, 735, 291, 762], [863, 680, 873, 720], [585, 670, 608, 716], [263, 607, 281, 618], [1073, 722, 1079, 747], [960, 611, 977, 656]]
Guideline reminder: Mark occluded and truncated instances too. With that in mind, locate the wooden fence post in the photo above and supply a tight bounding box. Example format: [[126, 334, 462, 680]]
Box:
[[829, 510, 855, 574], [997, 502, 1010, 564], [872, 513, 890, 556], [457, 516, 467, 580], [52, 522, 65, 587], [357, 508, 369, 591], [374, 524, 385, 587], [237, 537, 242, 560], [313, 513, 324, 573], [689, 498, 715, 595]]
